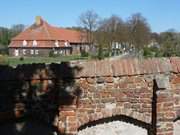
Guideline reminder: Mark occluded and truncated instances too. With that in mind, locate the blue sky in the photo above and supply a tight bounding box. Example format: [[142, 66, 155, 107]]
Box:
[[0, 0, 180, 32]]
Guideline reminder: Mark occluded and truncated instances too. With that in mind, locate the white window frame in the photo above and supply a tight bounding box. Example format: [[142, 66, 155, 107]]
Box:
[[65, 41, 68, 47], [14, 49, 19, 56], [55, 41, 59, 47], [54, 50, 58, 54], [23, 49, 26, 55], [23, 40, 27, 47], [32, 40, 38, 47], [116, 42, 119, 49], [30, 49, 34, 55], [35, 50, 39, 55], [59, 50, 63, 54]]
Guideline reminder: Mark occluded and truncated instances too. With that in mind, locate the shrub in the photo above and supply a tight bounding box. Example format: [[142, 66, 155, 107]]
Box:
[[49, 50, 61, 57], [143, 47, 154, 57], [49, 50, 55, 57], [0, 47, 8, 55], [143, 47, 162, 58], [90, 53, 98, 60], [103, 51, 110, 58], [0, 55, 8, 65], [81, 50, 89, 57], [19, 57, 24, 61]]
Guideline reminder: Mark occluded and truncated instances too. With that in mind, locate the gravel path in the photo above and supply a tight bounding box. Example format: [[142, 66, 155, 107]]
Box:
[[78, 121, 147, 135]]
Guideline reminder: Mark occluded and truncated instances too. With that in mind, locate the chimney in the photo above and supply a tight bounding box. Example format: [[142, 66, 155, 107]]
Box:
[[35, 16, 42, 26]]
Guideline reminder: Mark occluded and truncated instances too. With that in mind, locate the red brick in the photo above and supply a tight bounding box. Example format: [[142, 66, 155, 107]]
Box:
[[86, 77, 96, 84], [96, 60, 112, 77], [170, 57, 180, 73], [171, 77, 180, 84], [61, 111, 76, 116], [103, 77, 114, 83]]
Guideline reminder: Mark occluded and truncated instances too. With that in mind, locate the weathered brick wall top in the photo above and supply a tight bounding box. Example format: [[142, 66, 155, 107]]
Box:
[[76, 57, 180, 77], [0, 57, 180, 81]]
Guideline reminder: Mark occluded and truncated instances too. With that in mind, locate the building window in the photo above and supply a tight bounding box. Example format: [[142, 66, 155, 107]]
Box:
[[119, 44, 122, 49], [115, 42, 119, 49], [55, 41, 59, 47], [33, 40, 37, 47], [35, 50, 39, 55], [23, 49, 26, 55], [65, 41, 68, 47], [30, 50, 34, 55], [54, 50, 58, 54], [23, 40, 27, 47], [14, 49, 19, 56], [59, 50, 63, 54]]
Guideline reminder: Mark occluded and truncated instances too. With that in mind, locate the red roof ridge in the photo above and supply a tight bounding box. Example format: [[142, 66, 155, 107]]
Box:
[[42, 20, 52, 40], [10, 16, 87, 44]]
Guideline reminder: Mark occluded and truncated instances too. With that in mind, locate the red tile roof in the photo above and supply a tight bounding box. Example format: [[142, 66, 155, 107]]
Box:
[[9, 17, 87, 48]]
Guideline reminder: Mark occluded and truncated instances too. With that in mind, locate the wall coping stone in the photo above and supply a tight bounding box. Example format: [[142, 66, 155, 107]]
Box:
[[0, 57, 180, 81]]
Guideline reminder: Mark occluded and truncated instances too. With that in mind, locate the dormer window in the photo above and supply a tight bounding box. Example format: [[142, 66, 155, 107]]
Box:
[[65, 41, 68, 47], [23, 40, 27, 47], [55, 40, 59, 47], [33, 40, 37, 47]]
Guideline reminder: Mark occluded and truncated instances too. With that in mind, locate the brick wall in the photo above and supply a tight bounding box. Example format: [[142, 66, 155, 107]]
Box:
[[0, 57, 180, 135]]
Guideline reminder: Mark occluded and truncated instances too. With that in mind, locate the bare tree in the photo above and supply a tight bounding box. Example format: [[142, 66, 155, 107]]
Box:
[[127, 13, 151, 51], [78, 11, 154, 58], [0, 27, 10, 46], [79, 10, 99, 46], [159, 31, 180, 56], [100, 15, 123, 43], [96, 15, 126, 56], [10, 24, 25, 37]]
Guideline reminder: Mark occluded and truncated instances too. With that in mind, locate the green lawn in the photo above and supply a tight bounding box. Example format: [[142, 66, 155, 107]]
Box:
[[0, 55, 89, 66]]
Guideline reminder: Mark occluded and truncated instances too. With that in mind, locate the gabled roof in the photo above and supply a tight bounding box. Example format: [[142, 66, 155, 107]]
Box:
[[12, 17, 86, 43]]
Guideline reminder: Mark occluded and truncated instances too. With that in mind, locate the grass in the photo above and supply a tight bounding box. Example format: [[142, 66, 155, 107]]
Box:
[[0, 55, 89, 66]]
